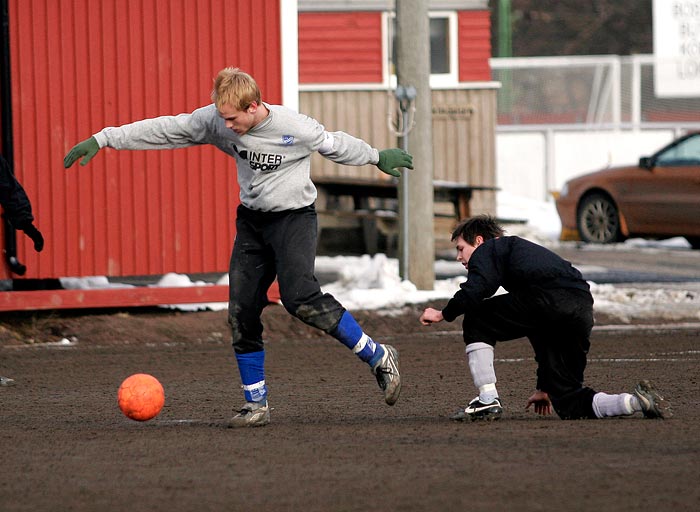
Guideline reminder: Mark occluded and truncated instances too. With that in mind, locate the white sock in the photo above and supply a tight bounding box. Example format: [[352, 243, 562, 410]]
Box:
[[465, 342, 498, 403], [592, 392, 639, 418]]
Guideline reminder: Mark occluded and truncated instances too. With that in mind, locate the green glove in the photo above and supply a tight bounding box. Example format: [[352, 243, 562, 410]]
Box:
[[377, 148, 413, 177], [64, 137, 100, 168]]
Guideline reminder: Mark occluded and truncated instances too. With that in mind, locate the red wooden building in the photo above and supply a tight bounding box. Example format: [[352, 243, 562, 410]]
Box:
[[298, 0, 491, 85], [0, 0, 494, 311], [0, 0, 292, 310]]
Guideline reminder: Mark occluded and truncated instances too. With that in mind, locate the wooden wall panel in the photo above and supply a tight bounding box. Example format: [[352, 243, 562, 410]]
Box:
[[300, 87, 497, 215]]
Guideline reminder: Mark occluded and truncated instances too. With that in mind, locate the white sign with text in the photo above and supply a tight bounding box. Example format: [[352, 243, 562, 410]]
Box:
[[653, 0, 700, 97]]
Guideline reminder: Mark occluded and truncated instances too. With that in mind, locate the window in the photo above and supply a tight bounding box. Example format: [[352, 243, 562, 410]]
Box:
[[657, 133, 700, 166], [429, 17, 450, 74], [386, 11, 458, 87]]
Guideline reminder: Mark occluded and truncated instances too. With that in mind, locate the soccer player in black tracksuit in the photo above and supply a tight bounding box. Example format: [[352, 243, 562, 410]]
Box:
[[420, 215, 670, 421], [0, 153, 44, 386]]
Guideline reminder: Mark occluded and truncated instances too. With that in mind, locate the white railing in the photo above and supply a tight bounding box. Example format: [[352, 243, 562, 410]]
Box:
[[490, 55, 700, 205]]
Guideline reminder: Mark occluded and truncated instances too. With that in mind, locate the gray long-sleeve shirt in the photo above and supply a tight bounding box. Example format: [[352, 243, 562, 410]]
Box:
[[93, 103, 380, 212]]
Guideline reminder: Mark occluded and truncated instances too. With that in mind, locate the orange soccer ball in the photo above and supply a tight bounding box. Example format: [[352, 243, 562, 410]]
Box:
[[117, 373, 165, 421]]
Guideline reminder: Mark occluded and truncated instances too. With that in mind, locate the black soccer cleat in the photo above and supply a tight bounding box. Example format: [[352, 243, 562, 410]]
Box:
[[451, 396, 503, 422]]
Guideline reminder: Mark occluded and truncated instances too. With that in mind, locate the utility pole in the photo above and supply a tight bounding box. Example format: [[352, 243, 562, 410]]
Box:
[[497, 0, 513, 113], [498, 0, 512, 58], [395, 0, 434, 290]]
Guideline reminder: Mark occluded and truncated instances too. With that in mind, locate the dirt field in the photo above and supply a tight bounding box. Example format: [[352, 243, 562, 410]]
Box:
[[1, 304, 699, 511]]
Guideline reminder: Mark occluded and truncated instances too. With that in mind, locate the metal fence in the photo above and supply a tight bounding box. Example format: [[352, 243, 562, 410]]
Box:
[[491, 54, 700, 129], [490, 55, 700, 205]]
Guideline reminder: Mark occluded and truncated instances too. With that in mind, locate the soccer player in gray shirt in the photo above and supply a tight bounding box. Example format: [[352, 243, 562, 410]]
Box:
[[64, 67, 413, 427]]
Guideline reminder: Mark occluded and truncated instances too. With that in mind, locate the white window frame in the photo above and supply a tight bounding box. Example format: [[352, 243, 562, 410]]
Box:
[[383, 10, 459, 89]]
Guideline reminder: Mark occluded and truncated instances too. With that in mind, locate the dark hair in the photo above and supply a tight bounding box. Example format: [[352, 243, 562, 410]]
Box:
[[451, 215, 504, 244]]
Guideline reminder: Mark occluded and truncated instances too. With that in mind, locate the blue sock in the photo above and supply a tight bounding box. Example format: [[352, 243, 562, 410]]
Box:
[[235, 350, 267, 403], [331, 311, 385, 366]]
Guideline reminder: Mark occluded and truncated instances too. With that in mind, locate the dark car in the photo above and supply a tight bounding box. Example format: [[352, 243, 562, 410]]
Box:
[[555, 131, 700, 249]]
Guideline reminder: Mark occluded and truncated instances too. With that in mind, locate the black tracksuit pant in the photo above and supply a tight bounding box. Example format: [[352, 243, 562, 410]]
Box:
[[462, 287, 597, 419], [228, 204, 344, 354]]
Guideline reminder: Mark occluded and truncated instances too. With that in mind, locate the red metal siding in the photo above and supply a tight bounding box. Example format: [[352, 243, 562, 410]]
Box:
[[458, 10, 492, 82], [3, 0, 282, 280], [299, 12, 383, 84]]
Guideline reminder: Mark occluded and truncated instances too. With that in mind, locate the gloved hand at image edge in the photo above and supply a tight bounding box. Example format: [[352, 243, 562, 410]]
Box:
[[377, 148, 413, 177], [17, 222, 44, 252], [64, 137, 100, 168]]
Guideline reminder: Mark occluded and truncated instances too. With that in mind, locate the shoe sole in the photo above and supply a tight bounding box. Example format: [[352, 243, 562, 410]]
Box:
[[230, 420, 269, 428], [450, 408, 503, 422], [468, 409, 503, 421], [230, 409, 271, 428]]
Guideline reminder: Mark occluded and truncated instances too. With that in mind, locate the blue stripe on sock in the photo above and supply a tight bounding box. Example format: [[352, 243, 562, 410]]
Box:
[[235, 350, 267, 403], [332, 311, 363, 350], [331, 311, 382, 365]]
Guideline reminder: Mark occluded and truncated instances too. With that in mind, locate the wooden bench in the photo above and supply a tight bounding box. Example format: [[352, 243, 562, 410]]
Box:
[[313, 176, 499, 254]]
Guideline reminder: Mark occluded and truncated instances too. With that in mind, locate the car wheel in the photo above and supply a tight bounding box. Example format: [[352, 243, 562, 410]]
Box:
[[686, 237, 700, 250], [577, 193, 623, 244]]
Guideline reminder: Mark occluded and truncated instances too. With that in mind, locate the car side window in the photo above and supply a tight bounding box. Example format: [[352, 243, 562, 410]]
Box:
[[656, 134, 700, 167]]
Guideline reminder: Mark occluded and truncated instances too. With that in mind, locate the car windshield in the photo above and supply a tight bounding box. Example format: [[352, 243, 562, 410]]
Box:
[[656, 133, 700, 166]]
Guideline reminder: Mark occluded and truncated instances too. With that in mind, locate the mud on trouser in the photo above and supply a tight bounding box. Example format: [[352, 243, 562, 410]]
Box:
[[228, 203, 345, 354]]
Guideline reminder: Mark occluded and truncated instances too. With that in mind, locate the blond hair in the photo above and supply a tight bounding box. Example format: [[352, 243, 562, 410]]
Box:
[[211, 67, 262, 110]]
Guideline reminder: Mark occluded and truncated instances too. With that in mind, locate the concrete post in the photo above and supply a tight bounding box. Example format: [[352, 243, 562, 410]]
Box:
[[395, 0, 435, 290]]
